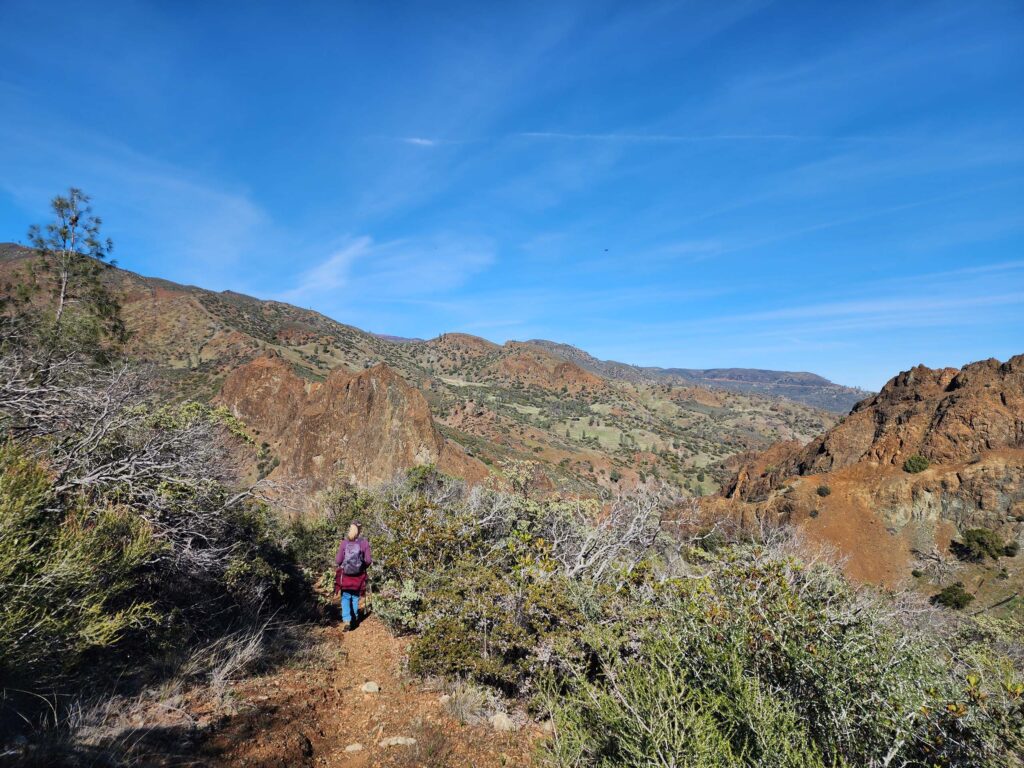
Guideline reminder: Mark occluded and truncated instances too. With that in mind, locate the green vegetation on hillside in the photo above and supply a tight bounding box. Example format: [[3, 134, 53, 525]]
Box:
[[904, 454, 931, 473], [1, 234, 840, 498], [290, 467, 1024, 768], [0, 339, 312, 718]]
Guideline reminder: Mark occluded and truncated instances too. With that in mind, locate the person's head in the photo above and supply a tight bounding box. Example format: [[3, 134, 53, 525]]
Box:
[[347, 522, 361, 541]]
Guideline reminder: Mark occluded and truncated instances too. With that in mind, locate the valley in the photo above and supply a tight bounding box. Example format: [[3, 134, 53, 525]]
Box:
[[1, 241, 844, 497]]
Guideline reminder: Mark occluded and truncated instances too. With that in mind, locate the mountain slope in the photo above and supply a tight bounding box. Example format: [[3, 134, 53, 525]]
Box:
[[218, 355, 487, 491], [527, 339, 870, 412], [713, 355, 1024, 612], [0, 243, 838, 494]]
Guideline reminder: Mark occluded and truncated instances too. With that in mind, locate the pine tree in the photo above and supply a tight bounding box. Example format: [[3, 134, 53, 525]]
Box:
[[27, 188, 125, 353]]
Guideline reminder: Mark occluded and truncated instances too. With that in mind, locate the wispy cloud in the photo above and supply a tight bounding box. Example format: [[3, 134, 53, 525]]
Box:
[[279, 233, 496, 308], [516, 131, 892, 143], [278, 237, 372, 301], [0, 99, 271, 288], [401, 137, 440, 147]]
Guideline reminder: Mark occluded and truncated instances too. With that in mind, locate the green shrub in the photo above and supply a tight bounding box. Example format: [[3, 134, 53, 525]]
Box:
[[410, 563, 584, 692], [375, 578, 425, 634], [0, 444, 157, 688], [0, 350, 315, 712], [903, 455, 930, 473], [932, 582, 974, 610], [955, 528, 1008, 562], [1004, 540, 1019, 557], [543, 632, 829, 767], [541, 549, 1024, 767], [816, 485, 831, 497]]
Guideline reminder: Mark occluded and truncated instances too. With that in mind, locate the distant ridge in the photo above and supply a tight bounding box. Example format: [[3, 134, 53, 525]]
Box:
[[372, 333, 424, 344], [0, 242, 866, 413], [0, 241, 844, 494], [526, 339, 870, 413]]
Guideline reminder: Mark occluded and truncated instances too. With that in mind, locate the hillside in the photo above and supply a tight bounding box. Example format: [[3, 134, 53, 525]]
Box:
[[713, 354, 1024, 612], [1, 243, 838, 495], [527, 339, 870, 412]]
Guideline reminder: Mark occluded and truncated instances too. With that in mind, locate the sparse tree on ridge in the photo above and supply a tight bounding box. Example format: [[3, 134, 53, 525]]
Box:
[[27, 187, 125, 351]]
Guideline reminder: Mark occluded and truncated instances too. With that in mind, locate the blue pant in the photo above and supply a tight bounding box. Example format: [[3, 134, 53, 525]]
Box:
[[340, 591, 360, 623]]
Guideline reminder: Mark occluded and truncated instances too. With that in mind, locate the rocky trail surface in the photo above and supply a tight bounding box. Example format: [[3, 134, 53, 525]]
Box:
[[201, 616, 537, 767]]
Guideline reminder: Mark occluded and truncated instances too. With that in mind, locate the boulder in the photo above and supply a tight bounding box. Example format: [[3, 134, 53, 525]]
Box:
[[379, 736, 417, 747], [489, 712, 516, 732]]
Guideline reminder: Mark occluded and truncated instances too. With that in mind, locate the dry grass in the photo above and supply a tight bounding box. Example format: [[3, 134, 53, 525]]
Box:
[[444, 679, 504, 725], [390, 719, 455, 768]]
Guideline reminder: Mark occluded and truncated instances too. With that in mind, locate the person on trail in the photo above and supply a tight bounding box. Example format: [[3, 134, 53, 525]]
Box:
[[334, 522, 371, 631]]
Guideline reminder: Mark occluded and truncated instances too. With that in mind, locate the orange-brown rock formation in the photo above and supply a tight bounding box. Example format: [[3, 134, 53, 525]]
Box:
[[725, 356, 1024, 501], [218, 356, 487, 491], [487, 343, 607, 395], [715, 356, 1024, 601]]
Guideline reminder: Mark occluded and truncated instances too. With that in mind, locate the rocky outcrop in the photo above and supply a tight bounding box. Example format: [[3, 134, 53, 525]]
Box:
[[218, 356, 487, 490], [717, 355, 1024, 596], [487, 343, 607, 395], [727, 356, 1024, 501]]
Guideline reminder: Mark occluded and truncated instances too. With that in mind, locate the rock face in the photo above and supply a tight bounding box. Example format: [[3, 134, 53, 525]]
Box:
[[716, 355, 1024, 601], [488, 342, 607, 395], [726, 356, 1024, 501], [0, 243, 847, 495], [218, 356, 487, 491]]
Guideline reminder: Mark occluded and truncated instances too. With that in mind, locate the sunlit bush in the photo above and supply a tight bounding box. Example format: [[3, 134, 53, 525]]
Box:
[[0, 444, 156, 689]]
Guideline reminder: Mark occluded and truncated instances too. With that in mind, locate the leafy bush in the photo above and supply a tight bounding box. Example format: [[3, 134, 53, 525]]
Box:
[[0, 338, 314, 723], [0, 444, 157, 689], [816, 484, 831, 497], [932, 582, 975, 610], [903, 454, 930, 473], [542, 552, 1022, 767], [954, 528, 1008, 562], [374, 578, 424, 634]]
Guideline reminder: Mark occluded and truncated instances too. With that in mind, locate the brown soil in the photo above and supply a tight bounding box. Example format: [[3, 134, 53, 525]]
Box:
[[202, 616, 538, 768]]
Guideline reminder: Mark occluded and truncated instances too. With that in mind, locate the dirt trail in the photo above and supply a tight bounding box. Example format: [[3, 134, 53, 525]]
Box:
[[203, 616, 537, 767]]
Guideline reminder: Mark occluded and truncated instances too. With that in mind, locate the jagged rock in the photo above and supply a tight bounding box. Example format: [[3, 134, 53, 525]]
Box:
[[725, 355, 1024, 501], [715, 355, 1024, 592], [360, 681, 380, 694], [379, 736, 417, 747], [490, 712, 516, 732], [218, 356, 486, 490]]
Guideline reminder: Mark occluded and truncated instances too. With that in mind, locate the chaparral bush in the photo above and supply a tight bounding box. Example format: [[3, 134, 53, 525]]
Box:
[[0, 334, 313, 732], [0, 444, 157, 689], [904, 454, 931, 474], [954, 528, 1009, 562], [302, 467, 1024, 768], [540, 548, 1023, 767]]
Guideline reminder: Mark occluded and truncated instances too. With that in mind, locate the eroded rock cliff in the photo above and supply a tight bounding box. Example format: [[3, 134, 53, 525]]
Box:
[[218, 355, 487, 492], [715, 355, 1024, 604]]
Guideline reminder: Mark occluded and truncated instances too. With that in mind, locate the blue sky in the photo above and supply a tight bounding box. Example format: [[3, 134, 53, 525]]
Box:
[[1, 1, 1022, 390]]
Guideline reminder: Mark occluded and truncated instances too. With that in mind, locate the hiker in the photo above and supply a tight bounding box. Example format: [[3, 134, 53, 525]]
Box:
[[334, 521, 371, 631]]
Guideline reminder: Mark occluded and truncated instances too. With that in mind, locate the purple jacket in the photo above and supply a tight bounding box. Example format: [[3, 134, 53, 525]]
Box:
[[334, 538, 372, 594]]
